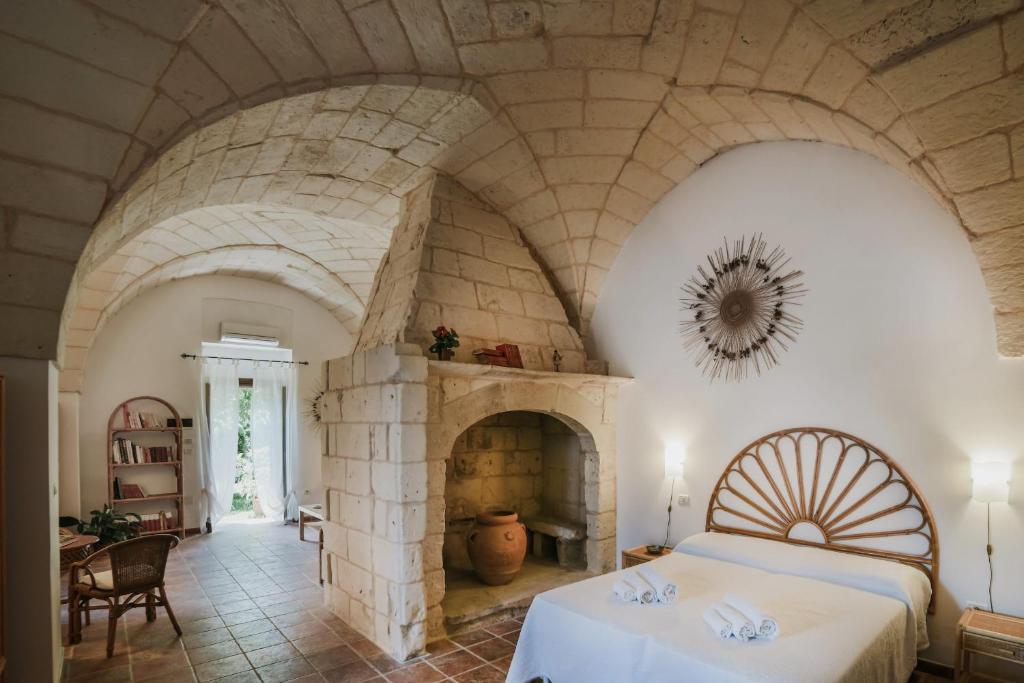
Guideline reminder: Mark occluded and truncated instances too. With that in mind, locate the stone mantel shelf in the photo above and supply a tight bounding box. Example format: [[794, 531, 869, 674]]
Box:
[[426, 359, 633, 386]]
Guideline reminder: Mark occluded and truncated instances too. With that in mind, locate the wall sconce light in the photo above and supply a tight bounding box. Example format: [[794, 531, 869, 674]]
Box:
[[661, 443, 686, 551], [972, 460, 1010, 504], [971, 460, 1011, 613], [664, 443, 686, 479]]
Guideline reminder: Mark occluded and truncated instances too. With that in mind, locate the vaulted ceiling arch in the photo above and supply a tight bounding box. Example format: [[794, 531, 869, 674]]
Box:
[[59, 203, 393, 391], [2, 0, 1020, 361]]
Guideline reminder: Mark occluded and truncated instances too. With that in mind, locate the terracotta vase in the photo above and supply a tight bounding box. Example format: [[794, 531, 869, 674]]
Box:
[[466, 510, 527, 585]]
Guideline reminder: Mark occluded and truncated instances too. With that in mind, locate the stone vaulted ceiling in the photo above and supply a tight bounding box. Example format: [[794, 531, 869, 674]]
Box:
[[0, 0, 1022, 372]]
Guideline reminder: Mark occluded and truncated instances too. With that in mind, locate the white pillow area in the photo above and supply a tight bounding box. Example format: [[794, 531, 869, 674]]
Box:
[[674, 531, 932, 648]]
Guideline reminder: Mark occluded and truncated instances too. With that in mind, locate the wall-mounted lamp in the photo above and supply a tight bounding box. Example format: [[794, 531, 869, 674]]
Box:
[[662, 443, 686, 550], [972, 460, 1010, 504], [971, 460, 1011, 613], [664, 443, 686, 479]]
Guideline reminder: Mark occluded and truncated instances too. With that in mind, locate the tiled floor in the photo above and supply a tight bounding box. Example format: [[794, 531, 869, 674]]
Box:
[[61, 521, 518, 683], [61, 521, 950, 683]]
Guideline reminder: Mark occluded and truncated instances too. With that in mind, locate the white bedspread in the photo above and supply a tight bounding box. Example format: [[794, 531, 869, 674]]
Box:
[[506, 533, 931, 683]]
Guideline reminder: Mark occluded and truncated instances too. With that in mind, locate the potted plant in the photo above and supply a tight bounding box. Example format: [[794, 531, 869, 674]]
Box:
[[429, 326, 460, 360], [78, 505, 143, 547]]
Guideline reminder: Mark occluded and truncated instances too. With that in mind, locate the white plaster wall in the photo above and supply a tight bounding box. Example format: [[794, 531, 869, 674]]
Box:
[[589, 142, 1024, 666], [78, 275, 353, 528], [0, 357, 61, 681]]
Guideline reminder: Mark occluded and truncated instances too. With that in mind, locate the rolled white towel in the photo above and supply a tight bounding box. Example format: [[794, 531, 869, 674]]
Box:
[[622, 570, 656, 604], [612, 579, 637, 602], [636, 565, 678, 603], [715, 603, 756, 641], [702, 606, 733, 639], [723, 593, 779, 640]]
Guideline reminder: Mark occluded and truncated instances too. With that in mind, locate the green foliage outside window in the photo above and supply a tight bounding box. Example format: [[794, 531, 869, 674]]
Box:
[[232, 387, 256, 512]]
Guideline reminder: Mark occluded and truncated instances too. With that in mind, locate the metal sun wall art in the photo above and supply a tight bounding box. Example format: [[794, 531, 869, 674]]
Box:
[[680, 235, 807, 382]]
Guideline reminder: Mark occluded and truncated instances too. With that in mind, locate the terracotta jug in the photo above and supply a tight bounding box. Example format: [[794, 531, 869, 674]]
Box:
[[467, 510, 527, 585]]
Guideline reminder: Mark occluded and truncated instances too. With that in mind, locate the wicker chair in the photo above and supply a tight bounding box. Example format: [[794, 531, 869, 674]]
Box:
[[67, 534, 182, 657]]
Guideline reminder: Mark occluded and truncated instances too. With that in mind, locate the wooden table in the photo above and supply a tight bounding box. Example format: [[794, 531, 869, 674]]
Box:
[[298, 504, 324, 542], [298, 505, 325, 585], [621, 544, 670, 568], [955, 607, 1024, 681], [60, 534, 99, 569], [60, 535, 99, 605]]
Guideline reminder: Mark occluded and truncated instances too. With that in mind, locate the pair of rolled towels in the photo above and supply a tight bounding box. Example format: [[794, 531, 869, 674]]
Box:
[[612, 566, 678, 604], [703, 593, 779, 641]]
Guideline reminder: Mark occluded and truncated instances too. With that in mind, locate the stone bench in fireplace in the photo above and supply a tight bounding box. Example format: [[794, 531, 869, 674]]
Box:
[[523, 515, 586, 569]]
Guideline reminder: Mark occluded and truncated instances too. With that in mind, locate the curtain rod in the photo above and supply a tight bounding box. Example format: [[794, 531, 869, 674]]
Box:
[[180, 353, 309, 366]]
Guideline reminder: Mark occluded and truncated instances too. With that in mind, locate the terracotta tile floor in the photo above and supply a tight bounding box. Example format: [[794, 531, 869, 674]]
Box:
[[60, 521, 950, 682], [61, 521, 519, 683]]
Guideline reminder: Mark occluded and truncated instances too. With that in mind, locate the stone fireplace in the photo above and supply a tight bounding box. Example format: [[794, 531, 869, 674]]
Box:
[[320, 346, 625, 659], [318, 173, 626, 659], [441, 408, 598, 633]]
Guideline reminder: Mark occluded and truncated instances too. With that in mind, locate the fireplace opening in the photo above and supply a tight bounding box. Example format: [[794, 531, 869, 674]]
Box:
[[441, 410, 596, 634]]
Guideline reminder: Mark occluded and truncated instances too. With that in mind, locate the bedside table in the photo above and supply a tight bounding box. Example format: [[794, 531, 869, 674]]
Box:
[[621, 545, 670, 568], [955, 608, 1024, 682]]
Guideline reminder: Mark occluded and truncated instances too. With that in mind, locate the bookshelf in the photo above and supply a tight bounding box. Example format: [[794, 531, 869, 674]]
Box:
[[107, 396, 184, 538]]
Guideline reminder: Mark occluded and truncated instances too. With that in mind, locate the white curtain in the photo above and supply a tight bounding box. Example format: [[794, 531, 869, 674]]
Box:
[[197, 360, 240, 528], [251, 362, 299, 522]]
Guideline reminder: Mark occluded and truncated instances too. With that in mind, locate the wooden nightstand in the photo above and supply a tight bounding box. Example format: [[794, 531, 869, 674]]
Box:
[[955, 608, 1024, 682], [621, 545, 670, 568]]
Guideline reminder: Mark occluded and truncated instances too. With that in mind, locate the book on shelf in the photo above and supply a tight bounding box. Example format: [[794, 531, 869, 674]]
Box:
[[120, 405, 167, 430], [118, 483, 145, 499], [137, 511, 171, 532], [111, 437, 176, 464]]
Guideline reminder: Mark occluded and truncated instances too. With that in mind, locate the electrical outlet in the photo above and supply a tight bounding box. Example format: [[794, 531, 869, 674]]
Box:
[[677, 494, 690, 506]]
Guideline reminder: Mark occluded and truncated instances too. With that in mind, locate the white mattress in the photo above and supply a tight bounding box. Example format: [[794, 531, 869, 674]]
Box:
[[506, 532, 931, 683]]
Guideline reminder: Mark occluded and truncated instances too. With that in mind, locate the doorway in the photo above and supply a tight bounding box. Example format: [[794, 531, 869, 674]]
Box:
[[228, 382, 257, 520]]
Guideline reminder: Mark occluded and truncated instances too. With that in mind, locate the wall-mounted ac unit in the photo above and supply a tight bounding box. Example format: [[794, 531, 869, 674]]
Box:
[[220, 322, 280, 347]]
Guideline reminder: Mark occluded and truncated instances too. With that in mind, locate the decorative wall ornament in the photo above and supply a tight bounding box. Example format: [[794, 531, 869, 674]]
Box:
[[304, 382, 325, 432], [680, 235, 806, 381]]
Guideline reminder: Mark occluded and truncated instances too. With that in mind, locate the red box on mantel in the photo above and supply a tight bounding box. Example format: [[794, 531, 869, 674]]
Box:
[[472, 344, 522, 368], [496, 344, 523, 368], [473, 348, 509, 366]]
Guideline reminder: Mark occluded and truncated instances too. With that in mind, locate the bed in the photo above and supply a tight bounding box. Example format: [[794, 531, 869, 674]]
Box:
[[506, 428, 938, 683]]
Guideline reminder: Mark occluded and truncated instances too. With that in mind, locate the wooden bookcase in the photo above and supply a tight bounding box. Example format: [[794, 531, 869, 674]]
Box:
[[107, 396, 184, 537]]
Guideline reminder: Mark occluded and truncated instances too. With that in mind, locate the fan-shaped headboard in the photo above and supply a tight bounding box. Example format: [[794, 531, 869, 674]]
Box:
[[706, 428, 938, 607]]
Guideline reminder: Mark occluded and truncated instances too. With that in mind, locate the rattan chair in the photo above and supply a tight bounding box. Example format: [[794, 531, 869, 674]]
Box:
[[67, 534, 182, 657]]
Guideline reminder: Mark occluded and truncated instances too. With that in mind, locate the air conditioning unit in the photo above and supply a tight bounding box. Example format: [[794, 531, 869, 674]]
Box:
[[220, 322, 280, 347]]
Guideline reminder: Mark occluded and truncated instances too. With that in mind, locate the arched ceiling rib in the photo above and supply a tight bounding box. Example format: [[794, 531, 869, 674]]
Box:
[[0, 0, 1021, 360], [59, 203, 392, 391]]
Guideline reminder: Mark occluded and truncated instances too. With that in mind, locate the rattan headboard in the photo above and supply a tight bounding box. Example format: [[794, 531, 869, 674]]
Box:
[[706, 427, 938, 608]]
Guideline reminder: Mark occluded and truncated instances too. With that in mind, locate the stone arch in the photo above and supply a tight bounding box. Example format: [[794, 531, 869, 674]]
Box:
[[56, 80, 517, 387], [2, 1, 1020, 363], [438, 408, 600, 626], [59, 241, 365, 392], [424, 372, 620, 639]]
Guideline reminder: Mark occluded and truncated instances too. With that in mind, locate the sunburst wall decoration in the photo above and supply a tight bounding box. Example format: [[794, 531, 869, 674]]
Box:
[[680, 235, 807, 381]]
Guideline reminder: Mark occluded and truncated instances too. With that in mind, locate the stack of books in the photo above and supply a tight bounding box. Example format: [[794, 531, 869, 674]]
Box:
[[138, 512, 171, 532], [112, 438, 176, 464], [121, 405, 165, 429]]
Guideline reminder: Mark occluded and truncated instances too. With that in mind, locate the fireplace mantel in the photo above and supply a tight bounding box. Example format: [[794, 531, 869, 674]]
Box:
[[427, 359, 633, 386]]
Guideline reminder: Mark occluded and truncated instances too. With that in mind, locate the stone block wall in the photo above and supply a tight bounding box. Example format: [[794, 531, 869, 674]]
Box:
[[352, 172, 588, 372], [407, 177, 587, 372], [541, 416, 586, 525], [355, 177, 435, 351], [321, 342, 432, 660]]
